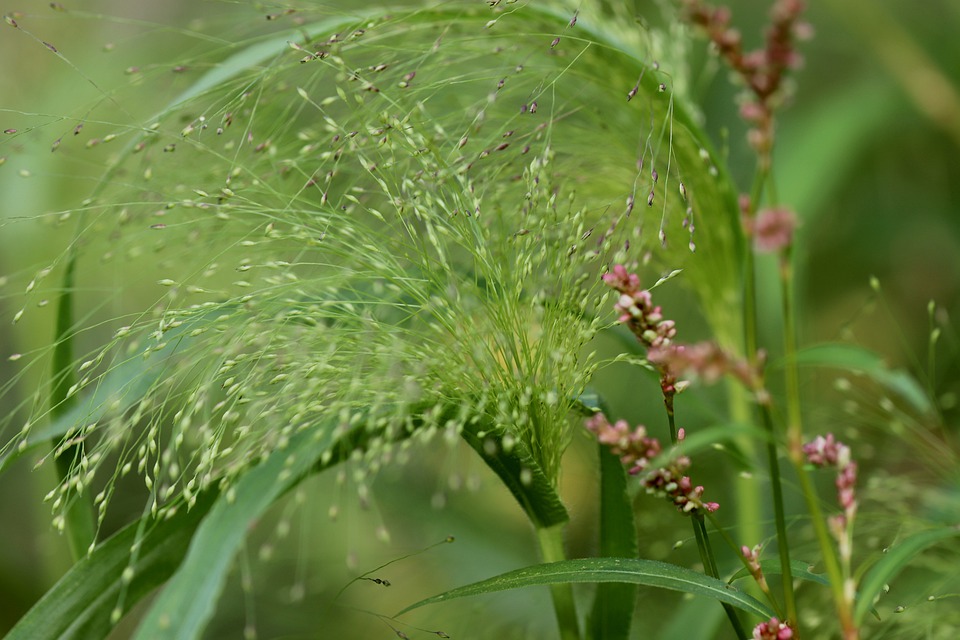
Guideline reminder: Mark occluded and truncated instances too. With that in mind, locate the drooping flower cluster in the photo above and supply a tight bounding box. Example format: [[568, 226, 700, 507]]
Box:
[[647, 341, 764, 399], [584, 413, 661, 475], [752, 617, 795, 640], [585, 413, 719, 514], [680, 0, 811, 161], [602, 265, 677, 350]]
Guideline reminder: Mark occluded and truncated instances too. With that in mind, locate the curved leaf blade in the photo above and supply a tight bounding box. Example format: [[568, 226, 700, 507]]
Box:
[[132, 421, 347, 640], [589, 445, 638, 640], [397, 558, 774, 620], [774, 342, 933, 415], [5, 491, 217, 640], [461, 423, 568, 529], [854, 526, 960, 624]]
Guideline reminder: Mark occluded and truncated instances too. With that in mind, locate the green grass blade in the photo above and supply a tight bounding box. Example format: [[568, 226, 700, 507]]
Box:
[[131, 421, 347, 640], [461, 422, 568, 529], [4, 491, 217, 640], [727, 559, 830, 588], [50, 250, 95, 560], [397, 557, 774, 620], [588, 445, 638, 640], [854, 526, 960, 624], [773, 342, 934, 415]]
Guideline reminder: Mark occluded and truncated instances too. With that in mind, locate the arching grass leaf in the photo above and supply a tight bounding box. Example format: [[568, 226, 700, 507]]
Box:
[[4, 491, 217, 640], [588, 445, 638, 640], [397, 557, 774, 620], [131, 421, 349, 640], [854, 526, 960, 624]]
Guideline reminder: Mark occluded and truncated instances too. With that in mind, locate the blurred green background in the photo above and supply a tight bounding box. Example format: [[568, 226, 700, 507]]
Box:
[[2, 0, 958, 637]]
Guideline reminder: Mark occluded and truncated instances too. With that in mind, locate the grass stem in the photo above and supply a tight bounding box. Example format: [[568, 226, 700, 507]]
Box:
[[536, 524, 581, 640]]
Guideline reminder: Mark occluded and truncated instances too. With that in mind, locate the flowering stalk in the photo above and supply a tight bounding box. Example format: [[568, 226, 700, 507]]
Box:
[[596, 268, 745, 636], [803, 434, 860, 640], [602, 265, 680, 441], [679, 0, 813, 632]]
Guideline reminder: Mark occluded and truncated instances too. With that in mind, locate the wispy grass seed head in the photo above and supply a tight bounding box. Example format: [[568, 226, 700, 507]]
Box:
[[2, 4, 739, 528]]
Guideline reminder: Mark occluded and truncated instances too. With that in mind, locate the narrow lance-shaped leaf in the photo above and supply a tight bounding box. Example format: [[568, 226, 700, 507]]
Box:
[[854, 526, 960, 624], [50, 249, 96, 559], [773, 342, 933, 415], [4, 491, 218, 640], [588, 443, 639, 640], [132, 420, 351, 640], [397, 558, 775, 621]]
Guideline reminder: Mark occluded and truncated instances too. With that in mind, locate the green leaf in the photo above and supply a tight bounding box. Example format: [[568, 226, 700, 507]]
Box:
[[132, 421, 349, 640], [588, 445, 638, 640], [778, 79, 905, 220], [397, 558, 774, 620], [854, 526, 960, 624], [461, 422, 568, 529], [5, 491, 217, 640], [728, 559, 830, 588], [50, 249, 95, 560], [774, 343, 934, 415]]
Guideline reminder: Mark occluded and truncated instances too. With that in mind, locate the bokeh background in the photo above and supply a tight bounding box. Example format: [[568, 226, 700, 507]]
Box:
[[2, 0, 958, 637]]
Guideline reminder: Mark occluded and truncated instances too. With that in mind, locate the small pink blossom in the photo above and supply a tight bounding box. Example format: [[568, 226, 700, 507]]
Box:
[[804, 433, 858, 564], [602, 265, 677, 349], [753, 617, 795, 640], [648, 341, 762, 392], [753, 207, 797, 252]]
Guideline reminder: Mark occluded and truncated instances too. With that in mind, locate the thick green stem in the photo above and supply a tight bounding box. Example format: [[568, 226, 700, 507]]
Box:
[[536, 524, 581, 640]]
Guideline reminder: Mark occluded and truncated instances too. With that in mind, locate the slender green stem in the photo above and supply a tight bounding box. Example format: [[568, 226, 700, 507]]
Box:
[[705, 511, 785, 620], [758, 402, 797, 625], [742, 168, 768, 364], [667, 394, 746, 637], [692, 515, 747, 639], [536, 524, 581, 640], [794, 467, 852, 630], [780, 252, 855, 635], [780, 251, 804, 457], [744, 167, 801, 630]]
